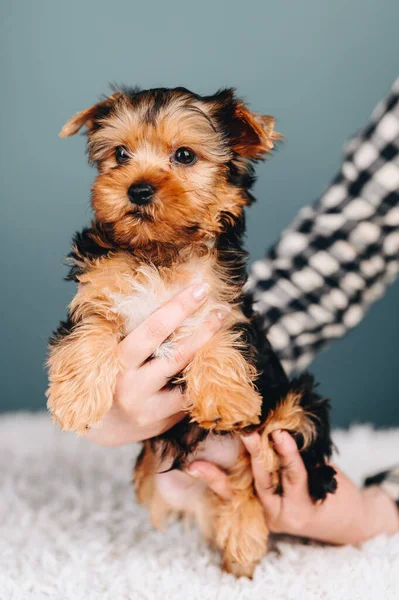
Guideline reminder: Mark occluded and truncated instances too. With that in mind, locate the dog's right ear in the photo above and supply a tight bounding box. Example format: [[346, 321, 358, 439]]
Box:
[[59, 93, 120, 138]]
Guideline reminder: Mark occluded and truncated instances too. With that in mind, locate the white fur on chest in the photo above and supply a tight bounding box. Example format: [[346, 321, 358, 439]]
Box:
[[108, 260, 220, 358]]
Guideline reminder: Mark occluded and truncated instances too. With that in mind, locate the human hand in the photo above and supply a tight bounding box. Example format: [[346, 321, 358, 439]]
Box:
[[188, 430, 399, 544], [85, 283, 225, 447]]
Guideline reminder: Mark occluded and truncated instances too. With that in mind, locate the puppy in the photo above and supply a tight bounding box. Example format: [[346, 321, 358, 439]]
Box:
[[47, 86, 337, 577]]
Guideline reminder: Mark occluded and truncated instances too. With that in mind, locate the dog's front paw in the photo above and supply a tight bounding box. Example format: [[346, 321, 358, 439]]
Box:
[[46, 334, 119, 434], [222, 557, 257, 579], [47, 385, 112, 434], [188, 387, 261, 431]]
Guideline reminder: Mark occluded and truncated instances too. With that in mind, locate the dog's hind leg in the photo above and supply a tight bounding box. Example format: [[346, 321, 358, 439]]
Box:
[[289, 374, 337, 501], [134, 442, 214, 533], [260, 374, 337, 502], [210, 453, 269, 578], [134, 442, 179, 530]]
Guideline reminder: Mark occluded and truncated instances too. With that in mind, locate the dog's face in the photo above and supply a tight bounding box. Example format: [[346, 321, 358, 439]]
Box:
[[61, 87, 279, 248]]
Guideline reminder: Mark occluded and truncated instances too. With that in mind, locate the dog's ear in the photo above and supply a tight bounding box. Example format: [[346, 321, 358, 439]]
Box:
[[208, 89, 281, 160], [59, 93, 121, 138], [231, 104, 280, 159]]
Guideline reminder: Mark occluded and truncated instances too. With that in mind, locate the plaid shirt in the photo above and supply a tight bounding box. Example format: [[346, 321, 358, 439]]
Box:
[[247, 78, 399, 507]]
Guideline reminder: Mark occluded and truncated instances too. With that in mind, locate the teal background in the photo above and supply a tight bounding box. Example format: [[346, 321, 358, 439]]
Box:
[[1, 0, 398, 426]]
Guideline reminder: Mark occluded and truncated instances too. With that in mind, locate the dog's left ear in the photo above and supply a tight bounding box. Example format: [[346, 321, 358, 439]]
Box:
[[231, 103, 280, 159], [208, 89, 281, 160]]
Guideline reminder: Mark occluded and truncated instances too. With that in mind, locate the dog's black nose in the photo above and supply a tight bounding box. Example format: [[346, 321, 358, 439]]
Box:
[[128, 183, 155, 205]]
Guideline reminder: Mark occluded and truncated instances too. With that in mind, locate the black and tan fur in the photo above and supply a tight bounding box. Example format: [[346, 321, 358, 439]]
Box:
[[47, 86, 336, 578]]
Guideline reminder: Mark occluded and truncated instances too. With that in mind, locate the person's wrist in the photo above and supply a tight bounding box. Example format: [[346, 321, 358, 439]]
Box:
[[322, 486, 399, 545], [361, 486, 399, 540], [286, 472, 369, 545]]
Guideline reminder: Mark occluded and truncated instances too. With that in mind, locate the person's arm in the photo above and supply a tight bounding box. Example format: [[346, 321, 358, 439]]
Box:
[[84, 283, 226, 446], [246, 77, 399, 375], [187, 431, 399, 544]]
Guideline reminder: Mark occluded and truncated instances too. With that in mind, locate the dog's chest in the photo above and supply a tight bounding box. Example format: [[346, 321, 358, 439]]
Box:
[[108, 257, 224, 356]]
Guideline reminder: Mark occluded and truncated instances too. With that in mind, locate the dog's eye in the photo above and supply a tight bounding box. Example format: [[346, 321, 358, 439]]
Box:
[[174, 147, 197, 166], [115, 146, 130, 164]]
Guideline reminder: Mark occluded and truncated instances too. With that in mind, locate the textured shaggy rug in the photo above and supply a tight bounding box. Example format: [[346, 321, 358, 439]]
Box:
[[1, 413, 399, 600]]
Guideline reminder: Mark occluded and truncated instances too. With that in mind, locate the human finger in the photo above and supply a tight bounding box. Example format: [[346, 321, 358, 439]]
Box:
[[140, 308, 228, 389], [84, 407, 185, 447], [271, 430, 308, 488], [241, 433, 280, 517], [118, 283, 210, 368], [130, 387, 186, 426], [187, 461, 233, 501]]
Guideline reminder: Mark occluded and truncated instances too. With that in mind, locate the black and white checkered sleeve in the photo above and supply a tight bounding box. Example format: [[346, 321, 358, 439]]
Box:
[[246, 77, 399, 377]]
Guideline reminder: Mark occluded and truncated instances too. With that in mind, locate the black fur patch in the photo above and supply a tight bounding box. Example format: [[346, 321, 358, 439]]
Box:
[[90, 102, 114, 132], [290, 373, 337, 500], [48, 308, 82, 348], [65, 223, 115, 281], [227, 160, 257, 192], [143, 88, 175, 124], [150, 418, 210, 472], [215, 210, 249, 289]]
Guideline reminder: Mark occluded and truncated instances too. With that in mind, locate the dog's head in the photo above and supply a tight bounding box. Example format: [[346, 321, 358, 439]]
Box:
[[61, 86, 279, 248]]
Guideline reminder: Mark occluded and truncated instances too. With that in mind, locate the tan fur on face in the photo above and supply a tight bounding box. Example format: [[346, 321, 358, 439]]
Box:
[[59, 88, 278, 251], [89, 108, 240, 249]]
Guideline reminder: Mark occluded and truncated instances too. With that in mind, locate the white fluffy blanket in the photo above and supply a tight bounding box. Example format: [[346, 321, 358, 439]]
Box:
[[1, 412, 398, 599]]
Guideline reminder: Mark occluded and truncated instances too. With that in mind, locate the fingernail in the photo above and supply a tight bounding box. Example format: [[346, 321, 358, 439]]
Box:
[[272, 430, 284, 445], [213, 306, 231, 321], [187, 468, 200, 477], [240, 430, 255, 438], [192, 283, 210, 301], [240, 432, 258, 447]]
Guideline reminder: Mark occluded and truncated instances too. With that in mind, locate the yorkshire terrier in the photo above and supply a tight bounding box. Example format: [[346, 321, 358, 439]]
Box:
[[47, 86, 337, 578]]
